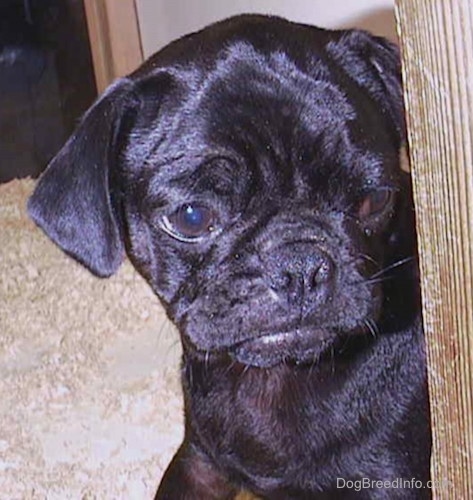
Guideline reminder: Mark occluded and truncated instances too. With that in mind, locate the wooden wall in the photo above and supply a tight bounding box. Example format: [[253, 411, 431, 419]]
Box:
[[395, 0, 473, 496]]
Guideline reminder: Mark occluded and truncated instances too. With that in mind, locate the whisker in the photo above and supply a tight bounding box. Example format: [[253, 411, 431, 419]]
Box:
[[357, 253, 380, 267], [307, 355, 318, 380], [349, 255, 416, 287], [164, 338, 181, 360], [369, 256, 415, 280], [346, 253, 380, 270], [348, 274, 395, 287], [364, 318, 379, 339], [363, 275, 397, 286], [205, 350, 210, 371], [224, 358, 238, 376]]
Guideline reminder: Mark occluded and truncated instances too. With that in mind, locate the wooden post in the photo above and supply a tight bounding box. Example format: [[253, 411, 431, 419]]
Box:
[[83, 0, 143, 93], [395, 1, 473, 497]]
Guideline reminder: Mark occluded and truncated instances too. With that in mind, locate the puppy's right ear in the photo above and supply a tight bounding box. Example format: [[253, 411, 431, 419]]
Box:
[[28, 78, 138, 277], [327, 30, 406, 144]]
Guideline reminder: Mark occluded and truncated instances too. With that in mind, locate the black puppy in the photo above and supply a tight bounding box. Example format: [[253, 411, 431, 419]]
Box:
[[28, 14, 431, 499]]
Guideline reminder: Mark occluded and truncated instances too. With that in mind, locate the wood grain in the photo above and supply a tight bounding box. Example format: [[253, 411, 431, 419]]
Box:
[[84, 0, 143, 93], [395, 0, 473, 497]]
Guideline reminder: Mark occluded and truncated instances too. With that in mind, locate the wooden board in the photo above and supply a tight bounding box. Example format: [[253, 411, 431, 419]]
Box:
[[395, 0, 473, 497]]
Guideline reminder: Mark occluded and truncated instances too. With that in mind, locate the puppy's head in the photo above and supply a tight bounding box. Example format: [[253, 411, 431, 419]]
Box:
[[28, 15, 416, 368]]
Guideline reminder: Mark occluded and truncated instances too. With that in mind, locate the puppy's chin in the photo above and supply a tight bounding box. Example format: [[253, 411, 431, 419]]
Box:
[[184, 327, 340, 369], [229, 328, 336, 368]]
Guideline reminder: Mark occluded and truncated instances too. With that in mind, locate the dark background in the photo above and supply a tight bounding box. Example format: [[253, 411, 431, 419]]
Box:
[[0, 0, 96, 183]]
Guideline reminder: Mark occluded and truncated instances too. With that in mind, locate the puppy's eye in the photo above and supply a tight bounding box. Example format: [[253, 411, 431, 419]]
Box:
[[358, 189, 393, 220], [162, 204, 218, 242]]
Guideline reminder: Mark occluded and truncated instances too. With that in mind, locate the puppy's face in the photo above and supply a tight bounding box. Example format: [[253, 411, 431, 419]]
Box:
[[28, 15, 413, 368]]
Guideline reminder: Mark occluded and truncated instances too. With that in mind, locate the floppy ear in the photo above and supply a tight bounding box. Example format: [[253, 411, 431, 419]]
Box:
[[364, 34, 405, 140], [327, 30, 406, 142], [28, 78, 137, 277]]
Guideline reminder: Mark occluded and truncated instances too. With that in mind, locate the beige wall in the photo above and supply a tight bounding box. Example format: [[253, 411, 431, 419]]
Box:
[[136, 0, 396, 58]]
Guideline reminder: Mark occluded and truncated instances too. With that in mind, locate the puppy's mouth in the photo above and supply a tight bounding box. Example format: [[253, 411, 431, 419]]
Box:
[[225, 327, 337, 368]]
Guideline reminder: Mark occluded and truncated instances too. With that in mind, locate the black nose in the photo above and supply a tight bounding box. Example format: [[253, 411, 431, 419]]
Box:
[[267, 242, 335, 305]]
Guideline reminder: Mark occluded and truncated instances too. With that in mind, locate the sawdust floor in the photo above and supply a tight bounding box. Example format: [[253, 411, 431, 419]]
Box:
[[1, 180, 184, 499], [0, 180, 256, 500]]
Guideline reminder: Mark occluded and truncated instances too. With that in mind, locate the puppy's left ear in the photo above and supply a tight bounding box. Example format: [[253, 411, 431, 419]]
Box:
[[28, 78, 138, 277], [328, 30, 406, 142]]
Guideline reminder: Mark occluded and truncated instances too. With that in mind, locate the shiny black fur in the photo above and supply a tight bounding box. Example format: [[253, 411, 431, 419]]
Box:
[[28, 15, 431, 499]]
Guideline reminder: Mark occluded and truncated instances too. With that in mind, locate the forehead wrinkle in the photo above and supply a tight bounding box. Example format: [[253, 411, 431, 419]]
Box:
[[125, 63, 226, 170], [132, 52, 264, 170], [131, 41, 358, 184], [197, 43, 361, 171], [167, 43, 266, 124], [168, 40, 356, 138], [142, 145, 247, 203]]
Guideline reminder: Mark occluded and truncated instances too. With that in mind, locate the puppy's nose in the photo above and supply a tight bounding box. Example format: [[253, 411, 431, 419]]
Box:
[[268, 243, 335, 305]]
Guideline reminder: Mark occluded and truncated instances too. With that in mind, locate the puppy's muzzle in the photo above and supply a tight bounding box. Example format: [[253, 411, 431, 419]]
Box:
[[265, 242, 335, 310]]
